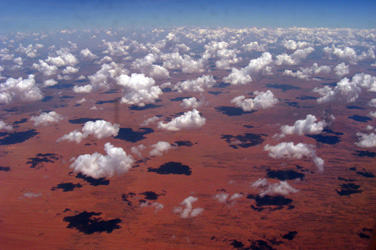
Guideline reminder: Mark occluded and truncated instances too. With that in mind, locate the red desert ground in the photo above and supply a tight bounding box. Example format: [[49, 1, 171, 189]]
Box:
[[0, 27, 375, 249]]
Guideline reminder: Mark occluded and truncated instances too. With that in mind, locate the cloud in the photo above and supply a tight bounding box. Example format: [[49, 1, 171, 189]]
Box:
[[231, 90, 278, 111], [181, 97, 202, 109], [30, 111, 63, 126], [131, 144, 146, 158], [80, 48, 97, 60], [355, 132, 376, 148], [224, 52, 273, 85], [243, 41, 267, 52], [58, 120, 119, 143], [314, 73, 376, 103], [87, 62, 128, 92], [174, 196, 204, 219], [116, 73, 162, 106], [202, 41, 241, 69], [70, 142, 134, 179], [368, 98, 376, 108], [158, 109, 206, 131], [173, 75, 216, 93], [275, 47, 314, 65], [324, 46, 375, 65], [0, 120, 13, 131], [264, 142, 324, 171], [276, 114, 326, 138], [283, 63, 331, 80], [62, 66, 79, 75], [32, 60, 58, 76], [43, 79, 58, 87], [16, 44, 42, 58], [0, 75, 43, 104], [213, 193, 229, 203], [46, 49, 78, 67], [23, 192, 41, 198], [140, 116, 160, 126], [73, 84, 93, 93], [334, 63, 349, 78], [132, 53, 170, 79], [283, 40, 312, 50], [161, 52, 204, 73], [251, 178, 298, 197], [149, 141, 174, 157]]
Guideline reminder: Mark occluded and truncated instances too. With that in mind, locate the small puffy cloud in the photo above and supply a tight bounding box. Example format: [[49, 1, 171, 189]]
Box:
[[231, 90, 278, 111], [140, 116, 159, 126], [116, 73, 162, 106], [58, 120, 119, 143], [224, 52, 273, 85], [213, 193, 229, 203], [283, 63, 331, 80], [140, 201, 164, 213], [30, 111, 63, 126], [283, 40, 312, 50], [275, 47, 314, 65], [0, 75, 43, 104], [324, 46, 374, 65], [70, 142, 134, 179], [16, 44, 41, 58], [23, 192, 41, 198], [132, 53, 170, 79], [80, 48, 97, 60], [251, 178, 298, 197], [174, 196, 204, 219], [0, 120, 13, 131], [13, 57, 23, 66], [368, 98, 376, 108], [131, 144, 146, 158], [314, 73, 376, 103], [32, 60, 58, 76], [264, 142, 324, 171], [243, 41, 267, 52], [73, 84, 93, 93], [276, 114, 325, 138], [334, 63, 349, 78], [43, 79, 58, 87], [46, 49, 78, 67], [181, 97, 202, 109], [369, 111, 376, 118], [355, 132, 376, 148], [158, 109, 206, 131], [161, 52, 204, 73], [62, 66, 79, 74], [87, 62, 128, 92], [149, 141, 174, 157], [174, 75, 216, 93]]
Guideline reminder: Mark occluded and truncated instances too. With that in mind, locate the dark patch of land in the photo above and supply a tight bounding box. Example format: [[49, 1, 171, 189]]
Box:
[[115, 127, 154, 143], [41, 96, 53, 102], [348, 115, 372, 123], [0, 129, 38, 145], [286, 101, 300, 108], [356, 169, 375, 178], [306, 134, 341, 145], [353, 150, 376, 158], [27, 153, 60, 169], [208, 91, 222, 96], [215, 106, 256, 116], [0, 166, 10, 171], [281, 231, 298, 240], [48, 83, 74, 89], [336, 183, 363, 196], [174, 140, 193, 147], [96, 99, 117, 104], [346, 105, 366, 110], [221, 133, 265, 149], [266, 169, 305, 180], [51, 182, 82, 192], [170, 96, 191, 102], [68, 118, 101, 124], [75, 173, 110, 186], [357, 228, 373, 239], [266, 83, 300, 92], [63, 211, 121, 234], [296, 95, 316, 100], [247, 194, 294, 212], [129, 104, 162, 111], [13, 118, 28, 125], [148, 162, 192, 175]]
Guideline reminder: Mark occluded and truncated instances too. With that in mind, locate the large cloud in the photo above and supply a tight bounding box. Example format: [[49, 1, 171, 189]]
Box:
[[46, 49, 78, 67], [275, 114, 325, 138], [314, 73, 376, 103], [116, 73, 162, 106], [132, 53, 170, 79], [158, 109, 206, 131], [324, 46, 375, 65], [334, 63, 349, 78], [251, 178, 299, 197], [264, 142, 324, 171], [355, 132, 376, 148], [275, 47, 314, 65], [149, 141, 174, 156], [174, 196, 204, 219], [161, 52, 204, 73], [80, 48, 97, 60], [70, 142, 134, 179], [32, 60, 58, 76], [224, 52, 273, 85], [0, 75, 43, 104], [231, 90, 278, 111], [181, 97, 202, 109], [173, 75, 216, 93], [283, 63, 331, 80], [58, 120, 119, 143], [30, 111, 63, 126], [0, 120, 13, 131]]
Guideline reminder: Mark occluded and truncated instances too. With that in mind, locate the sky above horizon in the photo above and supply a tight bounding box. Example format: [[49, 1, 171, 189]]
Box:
[[0, 0, 375, 33]]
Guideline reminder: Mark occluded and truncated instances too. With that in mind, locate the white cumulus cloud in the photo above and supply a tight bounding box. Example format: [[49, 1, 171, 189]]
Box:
[[251, 178, 299, 197], [0, 75, 43, 104], [158, 109, 206, 131], [275, 47, 314, 65], [275, 114, 326, 138], [231, 90, 278, 111], [149, 141, 174, 157], [30, 111, 63, 126], [264, 142, 324, 171], [174, 196, 204, 219], [0, 120, 13, 131], [70, 142, 134, 179], [174, 75, 216, 93], [355, 132, 376, 148]]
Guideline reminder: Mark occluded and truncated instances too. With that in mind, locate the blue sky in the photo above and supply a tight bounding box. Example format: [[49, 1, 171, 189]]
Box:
[[0, 0, 375, 33]]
